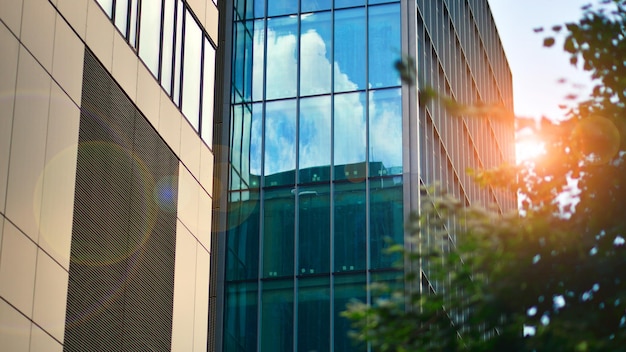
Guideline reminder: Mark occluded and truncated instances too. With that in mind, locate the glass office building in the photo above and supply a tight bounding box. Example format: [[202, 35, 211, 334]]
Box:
[[212, 0, 515, 351]]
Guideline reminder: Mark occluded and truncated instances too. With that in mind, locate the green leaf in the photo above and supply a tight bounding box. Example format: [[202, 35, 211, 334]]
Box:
[[544, 37, 556, 47]]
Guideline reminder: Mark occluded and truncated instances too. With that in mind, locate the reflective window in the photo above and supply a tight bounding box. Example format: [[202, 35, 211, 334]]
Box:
[[249, 103, 263, 184], [129, 0, 138, 46], [231, 105, 244, 190], [263, 188, 295, 278], [298, 277, 330, 352], [173, 0, 184, 105], [301, 0, 331, 12], [299, 96, 331, 182], [226, 191, 260, 280], [182, 11, 203, 129], [370, 183, 403, 269], [161, 0, 176, 94], [300, 11, 332, 96], [298, 185, 330, 275], [96, 0, 113, 16], [265, 16, 298, 100], [334, 274, 367, 352], [224, 282, 258, 352], [267, 0, 298, 17], [138, 1, 162, 75], [232, 21, 243, 101], [334, 92, 366, 167], [368, 3, 401, 88], [261, 280, 294, 351], [369, 88, 402, 173], [264, 99, 296, 184], [252, 19, 265, 102], [335, 0, 366, 8], [114, 0, 129, 36], [202, 39, 216, 145], [334, 183, 366, 272], [334, 8, 366, 92]]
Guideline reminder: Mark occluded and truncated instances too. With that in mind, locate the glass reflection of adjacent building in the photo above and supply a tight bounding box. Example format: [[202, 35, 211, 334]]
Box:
[[216, 0, 515, 351]]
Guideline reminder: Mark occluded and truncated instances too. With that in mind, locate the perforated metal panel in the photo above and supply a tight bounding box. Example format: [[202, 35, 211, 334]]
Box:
[[64, 50, 179, 351]]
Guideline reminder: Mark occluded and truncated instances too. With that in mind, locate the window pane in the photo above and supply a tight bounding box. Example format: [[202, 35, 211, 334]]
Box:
[[264, 99, 296, 185], [161, 0, 175, 94], [96, 0, 113, 17], [252, 19, 265, 102], [333, 274, 366, 352], [300, 12, 332, 96], [299, 96, 331, 183], [297, 277, 330, 352], [267, 0, 298, 17], [129, 0, 139, 46], [263, 188, 294, 278], [202, 40, 216, 146], [298, 184, 330, 275], [265, 16, 298, 100], [249, 103, 263, 185], [334, 92, 366, 169], [334, 8, 366, 92], [369, 88, 402, 174], [173, 0, 184, 105], [224, 282, 258, 352], [368, 3, 401, 88], [139, 1, 162, 75], [333, 182, 366, 272], [335, 0, 365, 8], [114, 0, 129, 36], [370, 181, 403, 269], [301, 0, 331, 12], [260, 280, 294, 351], [226, 191, 260, 280], [182, 13, 202, 129]]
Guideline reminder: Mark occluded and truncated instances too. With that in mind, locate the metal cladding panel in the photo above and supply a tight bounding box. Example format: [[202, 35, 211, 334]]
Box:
[[64, 50, 179, 351]]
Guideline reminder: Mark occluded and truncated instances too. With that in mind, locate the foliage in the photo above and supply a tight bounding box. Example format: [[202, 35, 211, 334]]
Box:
[[343, 1, 626, 351]]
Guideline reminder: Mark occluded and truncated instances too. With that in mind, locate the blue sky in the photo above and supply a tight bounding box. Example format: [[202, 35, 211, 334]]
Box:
[[489, 0, 596, 121]]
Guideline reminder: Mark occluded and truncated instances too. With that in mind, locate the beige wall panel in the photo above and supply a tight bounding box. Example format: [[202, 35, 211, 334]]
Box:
[[171, 221, 197, 352], [85, 0, 114, 71], [5, 49, 50, 242], [30, 323, 62, 352], [136, 63, 160, 129], [112, 34, 138, 102], [177, 166, 199, 237], [206, 2, 218, 43], [197, 188, 212, 251], [193, 246, 210, 352], [0, 23, 19, 214], [56, 0, 88, 39], [39, 83, 79, 270], [158, 91, 182, 156], [52, 16, 85, 105], [187, 0, 206, 28], [0, 221, 37, 316], [32, 250, 69, 342], [20, 0, 56, 71], [180, 121, 201, 178], [199, 146, 214, 197], [0, 299, 31, 351], [0, 0, 23, 38]]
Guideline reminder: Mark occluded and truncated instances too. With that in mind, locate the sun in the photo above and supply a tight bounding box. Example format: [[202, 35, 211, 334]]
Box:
[[516, 131, 546, 164]]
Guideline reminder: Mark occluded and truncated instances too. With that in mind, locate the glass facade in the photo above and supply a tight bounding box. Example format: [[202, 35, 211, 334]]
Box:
[[94, 0, 216, 146], [225, 0, 404, 351], [219, 0, 515, 351]]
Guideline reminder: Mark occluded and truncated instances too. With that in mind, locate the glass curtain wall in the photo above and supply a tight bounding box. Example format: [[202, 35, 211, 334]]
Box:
[[225, 0, 404, 351]]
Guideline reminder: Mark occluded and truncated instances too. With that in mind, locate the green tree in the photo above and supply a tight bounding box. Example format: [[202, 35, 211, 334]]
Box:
[[343, 1, 626, 351]]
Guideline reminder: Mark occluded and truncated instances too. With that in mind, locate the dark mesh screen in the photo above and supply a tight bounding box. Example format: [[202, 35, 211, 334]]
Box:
[[64, 50, 179, 351]]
